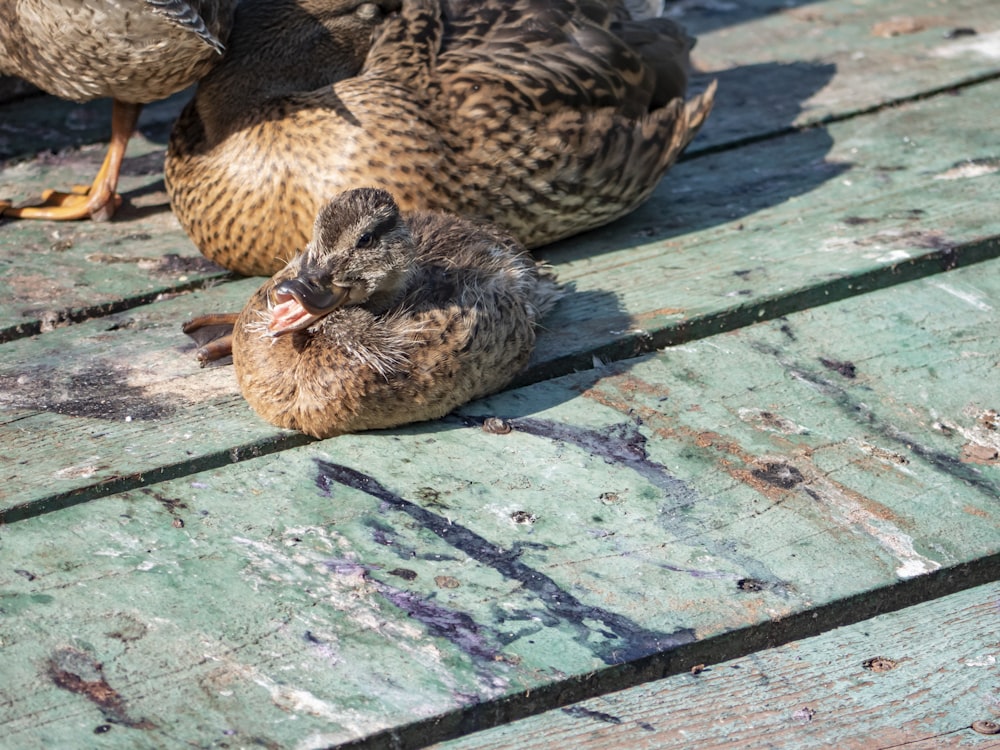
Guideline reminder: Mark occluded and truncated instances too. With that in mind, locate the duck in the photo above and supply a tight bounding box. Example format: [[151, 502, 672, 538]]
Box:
[[0, 0, 236, 221], [165, 0, 717, 277], [227, 187, 561, 438]]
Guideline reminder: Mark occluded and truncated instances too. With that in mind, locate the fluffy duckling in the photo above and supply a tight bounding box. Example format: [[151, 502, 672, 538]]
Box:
[[230, 188, 561, 438], [166, 0, 716, 276], [0, 0, 236, 220]]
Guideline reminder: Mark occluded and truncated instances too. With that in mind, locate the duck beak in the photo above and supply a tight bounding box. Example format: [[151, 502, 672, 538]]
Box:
[[267, 277, 351, 335]]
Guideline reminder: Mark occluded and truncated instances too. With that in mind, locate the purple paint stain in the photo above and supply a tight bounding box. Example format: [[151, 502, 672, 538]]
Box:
[[314, 458, 695, 665], [322, 558, 368, 576], [378, 585, 496, 660]]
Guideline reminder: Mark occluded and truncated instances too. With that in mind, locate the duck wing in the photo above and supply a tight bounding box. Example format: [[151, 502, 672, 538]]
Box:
[[146, 0, 227, 54]]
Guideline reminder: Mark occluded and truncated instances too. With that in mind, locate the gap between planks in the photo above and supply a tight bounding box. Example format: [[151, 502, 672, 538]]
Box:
[[428, 582, 1000, 750]]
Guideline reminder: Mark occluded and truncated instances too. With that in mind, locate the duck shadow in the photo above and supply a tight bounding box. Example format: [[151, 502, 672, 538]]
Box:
[[485, 59, 847, 417], [383, 352, 634, 442], [0, 87, 190, 162], [668, 0, 822, 37], [540, 60, 844, 265], [687, 60, 839, 153]]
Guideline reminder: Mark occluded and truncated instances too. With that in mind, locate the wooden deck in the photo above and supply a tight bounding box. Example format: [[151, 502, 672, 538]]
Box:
[[1, 1, 999, 747]]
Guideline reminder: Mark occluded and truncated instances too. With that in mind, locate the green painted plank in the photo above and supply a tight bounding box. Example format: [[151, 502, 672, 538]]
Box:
[[2, 77, 1000, 515], [433, 583, 1000, 750], [1, 263, 998, 748], [1, 0, 998, 343], [532, 74, 1000, 375], [687, 0, 1000, 149], [0, 124, 229, 342]]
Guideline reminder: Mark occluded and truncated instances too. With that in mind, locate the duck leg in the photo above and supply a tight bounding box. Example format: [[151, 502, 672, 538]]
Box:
[[3, 100, 141, 221], [182, 313, 239, 365]]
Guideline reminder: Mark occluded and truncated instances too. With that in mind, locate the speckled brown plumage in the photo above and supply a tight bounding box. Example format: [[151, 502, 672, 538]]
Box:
[[0, 0, 236, 220], [232, 187, 561, 438], [166, 0, 716, 277]]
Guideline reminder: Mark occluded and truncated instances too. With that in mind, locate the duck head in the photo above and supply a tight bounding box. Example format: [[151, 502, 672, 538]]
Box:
[[267, 188, 415, 335]]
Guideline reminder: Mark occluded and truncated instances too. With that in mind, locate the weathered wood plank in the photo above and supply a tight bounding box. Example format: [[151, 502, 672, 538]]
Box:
[[0, 124, 229, 342], [686, 0, 1000, 149], [2, 4, 997, 747], [1, 0, 998, 344], [534, 73, 1000, 375], [2, 78, 1000, 514], [1, 262, 998, 748], [432, 583, 1000, 750]]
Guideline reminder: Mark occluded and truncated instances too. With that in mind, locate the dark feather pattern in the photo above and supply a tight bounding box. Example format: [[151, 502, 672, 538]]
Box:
[[146, 0, 227, 55], [166, 0, 716, 276]]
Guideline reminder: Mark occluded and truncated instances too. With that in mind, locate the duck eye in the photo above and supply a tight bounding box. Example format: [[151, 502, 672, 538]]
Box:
[[356, 232, 374, 249]]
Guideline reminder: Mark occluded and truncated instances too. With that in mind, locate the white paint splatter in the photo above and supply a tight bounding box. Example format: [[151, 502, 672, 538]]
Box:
[[875, 249, 911, 263], [932, 30, 1000, 60], [934, 161, 1000, 181], [965, 654, 997, 668], [894, 555, 937, 579], [946, 408, 1000, 455], [53, 457, 102, 479], [254, 677, 344, 722], [929, 282, 994, 311], [806, 473, 941, 578]]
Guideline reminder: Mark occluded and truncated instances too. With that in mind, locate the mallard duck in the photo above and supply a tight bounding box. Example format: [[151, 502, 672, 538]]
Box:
[[166, 0, 716, 277], [0, 0, 236, 220], [228, 187, 561, 438]]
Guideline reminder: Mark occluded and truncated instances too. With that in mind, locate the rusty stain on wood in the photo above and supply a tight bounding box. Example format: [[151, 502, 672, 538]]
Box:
[[1, 0, 1000, 747], [48, 648, 155, 730]]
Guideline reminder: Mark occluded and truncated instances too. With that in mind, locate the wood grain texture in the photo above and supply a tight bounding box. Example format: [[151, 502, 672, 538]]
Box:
[[1, 263, 997, 748], [1, 0, 998, 341], [1, 1, 999, 746], [3, 77, 1000, 515], [686, 0, 1000, 150], [433, 583, 1000, 750], [0, 123, 228, 342]]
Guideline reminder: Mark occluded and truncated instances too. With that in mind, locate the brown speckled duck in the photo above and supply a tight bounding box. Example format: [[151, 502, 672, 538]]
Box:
[[166, 0, 716, 277], [229, 187, 561, 438], [0, 0, 236, 220]]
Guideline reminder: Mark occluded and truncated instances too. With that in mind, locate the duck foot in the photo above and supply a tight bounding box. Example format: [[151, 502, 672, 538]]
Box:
[[182, 313, 238, 366], [3, 100, 140, 221]]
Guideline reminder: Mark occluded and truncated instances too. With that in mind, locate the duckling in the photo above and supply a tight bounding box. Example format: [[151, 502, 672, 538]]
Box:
[[166, 0, 716, 277], [0, 0, 236, 221], [230, 187, 561, 438]]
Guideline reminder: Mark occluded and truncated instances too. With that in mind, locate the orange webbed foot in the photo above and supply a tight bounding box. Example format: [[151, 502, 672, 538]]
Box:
[[2, 100, 140, 222], [4, 186, 123, 221]]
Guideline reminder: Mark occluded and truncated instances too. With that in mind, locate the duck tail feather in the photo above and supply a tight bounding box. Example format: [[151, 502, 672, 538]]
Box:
[[145, 0, 225, 55]]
